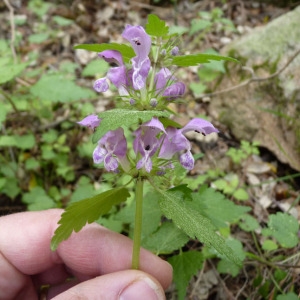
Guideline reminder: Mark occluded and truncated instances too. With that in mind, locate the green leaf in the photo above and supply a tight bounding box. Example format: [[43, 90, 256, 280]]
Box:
[[262, 240, 278, 251], [216, 238, 245, 277], [92, 109, 169, 143], [74, 43, 135, 63], [193, 186, 251, 229], [172, 53, 239, 67], [22, 186, 57, 211], [233, 188, 249, 201], [261, 212, 299, 248], [82, 60, 109, 77], [145, 14, 169, 37], [14, 134, 36, 150], [276, 292, 299, 300], [238, 214, 260, 232], [30, 74, 96, 103], [52, 16, 74, 26], [51, 187, 130, 250], [156, 186, 242, 265], [0, 60, 28, 84], [1, 177, 20, 199], [142, 222, 189, 254], [28, 33, 49, 44], [168, 251, 204, 300], [0, 136, 17, 147]]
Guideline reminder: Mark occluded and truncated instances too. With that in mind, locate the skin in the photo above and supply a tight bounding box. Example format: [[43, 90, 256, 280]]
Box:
[[0, 209, 173, 299]]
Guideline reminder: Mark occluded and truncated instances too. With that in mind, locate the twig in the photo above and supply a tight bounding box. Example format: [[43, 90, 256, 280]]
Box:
[[3, 0, 17, 63], [197, 48, 300, 100]]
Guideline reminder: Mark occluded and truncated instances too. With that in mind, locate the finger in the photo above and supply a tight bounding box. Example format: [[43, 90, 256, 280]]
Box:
[[49, 270, 165, 300], [0, 209, 172, 295]]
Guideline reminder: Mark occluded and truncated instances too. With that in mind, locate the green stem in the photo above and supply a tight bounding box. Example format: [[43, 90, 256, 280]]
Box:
[[131, 177, 144, 269]]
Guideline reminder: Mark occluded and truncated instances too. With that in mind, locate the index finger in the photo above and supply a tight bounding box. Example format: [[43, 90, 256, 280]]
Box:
[[0, 209, 172, 288]]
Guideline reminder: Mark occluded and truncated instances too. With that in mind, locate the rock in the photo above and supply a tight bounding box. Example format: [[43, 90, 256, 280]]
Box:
[[209, 6, 300, 170]]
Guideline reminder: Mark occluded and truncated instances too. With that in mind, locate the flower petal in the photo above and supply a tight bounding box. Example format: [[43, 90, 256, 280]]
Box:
[[122, 25, 151, 61], [180, 151, 194, 170], [180, 118, 219, 136], [98, 50, 123, 65], [107, 65, 127, 88], [163, 82, 185, 99], [93, 77, 109, 92], [77, 114, 101, 129]]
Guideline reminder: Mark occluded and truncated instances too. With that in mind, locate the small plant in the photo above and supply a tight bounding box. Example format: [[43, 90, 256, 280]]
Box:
[[226, 140, 260, 165]]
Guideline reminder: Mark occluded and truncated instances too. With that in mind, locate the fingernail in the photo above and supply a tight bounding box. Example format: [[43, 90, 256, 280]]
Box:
[[119, 277, 165, 300]]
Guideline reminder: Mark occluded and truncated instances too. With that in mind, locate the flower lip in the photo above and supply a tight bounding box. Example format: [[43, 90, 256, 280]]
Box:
[[180, 118, 219, 136], [122, 25, 151, 60], [98, 50, 123, 66], [77, 114, 101, 130]]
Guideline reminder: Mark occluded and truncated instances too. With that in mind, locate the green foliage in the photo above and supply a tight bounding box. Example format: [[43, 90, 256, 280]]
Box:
[[145, 14, 169, 37], [156, 185, 242, 265], [212, 173, 249, 201], [142, 222, 189, 254], [226, 140, 260, 164], [92, 109, 169, 143], [172, 53, 239, 67], [51, 187, 130, 250], [30, 74, 96, 103], [168, 251, 204, 300], [262, 212, 299, 248], [216, 238, 245, 277], [276, 292, 299, 300], [22, 186, 58, 210], [193, 185, 250, 229]]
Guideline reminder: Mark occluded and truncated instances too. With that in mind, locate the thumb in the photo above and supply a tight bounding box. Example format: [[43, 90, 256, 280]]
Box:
[[49, 270, 166, 300]]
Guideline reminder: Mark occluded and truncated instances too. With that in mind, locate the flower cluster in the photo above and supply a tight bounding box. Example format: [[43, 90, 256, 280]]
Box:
[[78, 115, 218, 175], [78, 24, 219, 176], [93, 25, 185, 109]]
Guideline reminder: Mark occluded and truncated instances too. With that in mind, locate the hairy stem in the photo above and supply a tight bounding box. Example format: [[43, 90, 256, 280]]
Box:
[[131, 177, 144, 269]]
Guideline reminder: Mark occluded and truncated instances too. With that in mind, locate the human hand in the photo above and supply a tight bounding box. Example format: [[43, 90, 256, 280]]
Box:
[[0, 209, 172, 299]]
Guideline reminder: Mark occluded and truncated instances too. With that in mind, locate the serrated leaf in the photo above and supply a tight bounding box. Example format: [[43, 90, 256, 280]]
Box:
[[172, 53, 239, 67], [145, 14, 169, 37], [156, 187, 242, 265], [92, 109, 169, 142], [51, 187, 130, 250], [142, 222, 189, 254], [193, 186, 251, 228], [261, 212, 299, 248], [74, 43, 135, 63], [168, 251, 204, 300], [216, 238, 245, 277]]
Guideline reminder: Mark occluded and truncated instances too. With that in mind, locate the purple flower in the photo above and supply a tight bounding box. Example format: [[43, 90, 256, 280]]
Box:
[[159, 118, 219, 170], [93, 128, 127, 172], [154, 67, 185, 100], [93, 50, 128, 95], [133, 118, 166, 173], [122, 25, 151, 90], [77, 114, 101, 130], [163, 82, 185, 100], [171, 46, 179, 56]]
